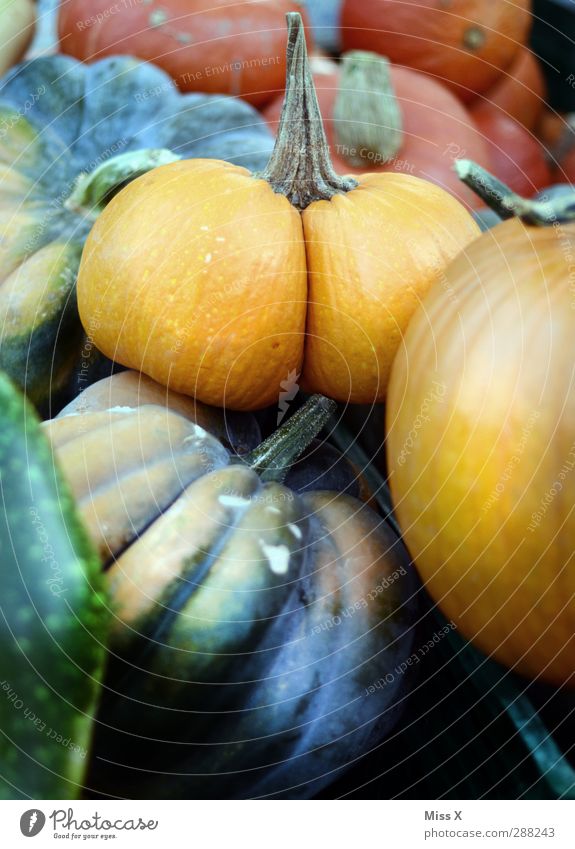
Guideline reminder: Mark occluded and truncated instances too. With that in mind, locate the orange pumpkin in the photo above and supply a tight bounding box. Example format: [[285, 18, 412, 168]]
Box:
[[58, 0, 311, 107], [341, 0, 532, 103], [77, 14, 479, 410], [470, 46, 546, 131], [473, 107, 552, 197], [264, 50, 492, 209], [387, 161, 575, 686], [543, 116, 575, 184], [560, 146, 575, 184], [536, 108, 568, 150]]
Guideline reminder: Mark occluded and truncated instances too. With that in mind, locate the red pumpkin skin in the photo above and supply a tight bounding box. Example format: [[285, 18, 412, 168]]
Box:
[[556, 148, 575, 184], [263, 65, 492, 209], [340, 0, 532, 103], [57, 0, 311, 107], [473, 107, 552, 197], [470, 47, 546, 131]]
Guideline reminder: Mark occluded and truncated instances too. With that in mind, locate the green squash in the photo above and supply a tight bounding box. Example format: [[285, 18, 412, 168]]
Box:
[[43, 373, 417, 799], [0, 371, 109, 799], [0, 54, 274, 411]]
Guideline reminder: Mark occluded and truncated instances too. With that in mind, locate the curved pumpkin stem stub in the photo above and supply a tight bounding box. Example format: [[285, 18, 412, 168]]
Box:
[[260, 12, 357, 210], [334, 51, 403, 169], [245, 394, 337, 483], [455, 159, 575, 226], [65, 148, 181, 220]]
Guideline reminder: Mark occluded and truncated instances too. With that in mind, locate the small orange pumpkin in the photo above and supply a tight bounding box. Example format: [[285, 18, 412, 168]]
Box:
[[77, 14, 479, 410]]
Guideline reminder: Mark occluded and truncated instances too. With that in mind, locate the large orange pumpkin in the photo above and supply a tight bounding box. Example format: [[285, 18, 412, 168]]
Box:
[[264, 50, 492, 209], [57, 0, 310, 107], [341, 0, 532, 103], [387, 161, 575, 686], [76, 14, 479, 410]]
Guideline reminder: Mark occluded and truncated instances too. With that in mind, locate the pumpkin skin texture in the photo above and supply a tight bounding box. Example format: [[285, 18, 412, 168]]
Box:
[[470, 47, 546, 131], [0, 54, 274, 409], [57, 0, 311, 108], [78, 159, 307, 411], [77, 159, 479, 409], [472, 107, 552, 197], [341, 0, 532, 103], [43, 381, 418, 799], [263, 63, 492, 209], [386, 216, 575, 686], [301, 173, 480, 402]]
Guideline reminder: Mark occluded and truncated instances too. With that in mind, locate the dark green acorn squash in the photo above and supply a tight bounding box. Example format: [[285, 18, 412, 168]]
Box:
[[43, 372, 417, 799], [0, 371, 109, 799], [0, 54, 274, 410]]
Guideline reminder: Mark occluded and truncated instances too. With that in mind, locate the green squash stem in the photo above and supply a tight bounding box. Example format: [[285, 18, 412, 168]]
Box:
[[333, 51, 403, 168], [455, 159, 575, 225], [64, 149, 180, 220], [260, 12, 357, 210], [245, 394, 337, 483]]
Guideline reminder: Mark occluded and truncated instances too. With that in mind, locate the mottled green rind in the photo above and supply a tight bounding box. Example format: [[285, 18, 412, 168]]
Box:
[[0, 374, 109, 799], [0, 244, 85, 407]]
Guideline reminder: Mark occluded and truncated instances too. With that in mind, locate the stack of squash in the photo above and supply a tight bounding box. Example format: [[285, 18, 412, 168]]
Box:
[[0, 1, 574, 804]]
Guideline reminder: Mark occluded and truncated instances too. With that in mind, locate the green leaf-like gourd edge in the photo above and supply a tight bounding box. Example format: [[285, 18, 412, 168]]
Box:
[[0, 372, 109, 799]]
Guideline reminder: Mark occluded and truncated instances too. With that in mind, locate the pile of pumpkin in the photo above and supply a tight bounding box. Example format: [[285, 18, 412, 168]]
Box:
[[0, 0, 574, 800]]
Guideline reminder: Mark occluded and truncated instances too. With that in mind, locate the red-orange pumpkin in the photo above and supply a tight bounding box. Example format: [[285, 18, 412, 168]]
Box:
[[57, 0, 311, 107], [264, 54, 492, 209], [470, 46, 546, 131], [473, 107, 552, 197], [560, 147, 575, 184], [341, 0, 532, 103]]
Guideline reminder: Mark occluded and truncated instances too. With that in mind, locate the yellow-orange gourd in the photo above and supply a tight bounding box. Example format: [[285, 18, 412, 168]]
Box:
[[387, 165, 575, 686]]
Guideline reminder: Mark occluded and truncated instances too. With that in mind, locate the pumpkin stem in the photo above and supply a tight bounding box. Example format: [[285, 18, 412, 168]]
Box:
[[244, 394, 337, 483], [333, 51, 403, 168], [455, 159, 575, 225], [64, 149, 180, 220], [259, 12, 357, 210]]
